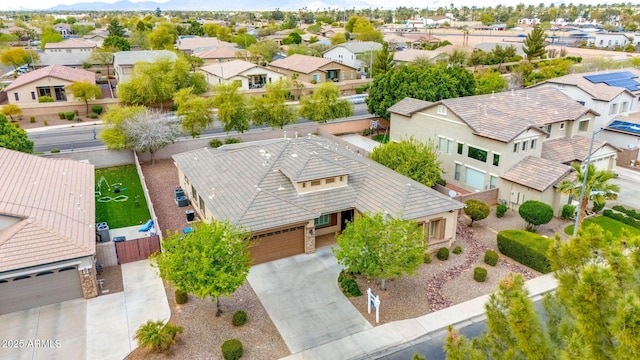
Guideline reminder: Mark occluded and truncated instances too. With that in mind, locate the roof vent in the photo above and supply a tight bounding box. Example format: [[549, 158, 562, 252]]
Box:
[[291, 153, 298, 158]]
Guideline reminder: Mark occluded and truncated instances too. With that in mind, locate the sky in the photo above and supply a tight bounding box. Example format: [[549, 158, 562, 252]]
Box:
[[0, 0, 608, 12]]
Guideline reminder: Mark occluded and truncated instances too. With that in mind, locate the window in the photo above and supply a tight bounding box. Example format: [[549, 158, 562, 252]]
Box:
[[14, 93, 18, 101], [428, 219, 444, 240], [311, 180, 321, 186], [609, 103, 618, 115], [302, 182, 306, 188], [513, 142, 519, 153], [492, 153, 500, 166], [191, 185, 197, 201], [438, 137, 446, 152], [314, 214, 331, 227], [446, 139, 454, 154], [467, 146, 488, 162], [522, 141, 528, 151], [326, 177, 335, 184], [38, 86, 52, 98], [578, 120, 588, 131], [454, 163, 461, 180], [437, 105, 447, 115], [489, 175, 498, 189], [54, 86, 66, 101], [545, 124, 552, 138], [531, 139, 536, 150], [559, 122, 565, 130], [31, 92, 35, 100], [457, 142, 463, 155], [199, 196, 204, 211], [622, 101, 629, 112]]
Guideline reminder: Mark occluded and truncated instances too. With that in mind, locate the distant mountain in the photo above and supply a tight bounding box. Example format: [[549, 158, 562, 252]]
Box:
[[48, 0, 384, 11]]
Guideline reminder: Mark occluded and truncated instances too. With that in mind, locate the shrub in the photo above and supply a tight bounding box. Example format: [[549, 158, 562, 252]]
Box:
[[64, 112, 75, 120], [29, 116, 36, 123], [91, 105, 103, 115], [603, 209, 640, 229], [171, 104, 179, 111], [497, 230, 552, 273], [453, 246, 462, 255], [561, 204, 576, 220], [174, 288, 188, 304], [232, 310, 247, 326], [50, 148, 60, 153], [221, 339, 243, 360], [355, 86, 364, 94], [592, 201, 605, 213], [496, 204, 508, 218], [518, 200, 554, 232], [310, 79, 317, 84], [87, 113, 99, 119], [58, 112, 66, 119], [423, 252, 432, 264], [473, 267, 487, 282], [44, 120, 48, 126], [484, 250, 499, 266], [338, 270, 362, 297], [209, 138, 223, 148], [225, 137, 242, 144], [134, 320, 183, 353], [464, 199, 490, 226], [74, 117, 82, 122], [436, 247, 449, 261], [38, 96, 54, 103], [362, 128, 373, 136], [612, 205, 640, 220]]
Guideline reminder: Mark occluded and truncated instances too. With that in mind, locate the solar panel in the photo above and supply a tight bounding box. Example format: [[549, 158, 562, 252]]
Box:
[[607, 120, 640, 135], [584, 71, 640, 91], [606, 79, 640, 91]]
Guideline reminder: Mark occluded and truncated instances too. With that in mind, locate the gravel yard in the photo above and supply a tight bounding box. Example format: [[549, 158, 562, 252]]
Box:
[[130, 158, 571, 357]]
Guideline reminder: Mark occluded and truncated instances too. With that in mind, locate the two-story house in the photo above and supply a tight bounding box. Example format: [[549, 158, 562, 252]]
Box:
[[172, 137, 463, 264], [36, 38, 98, 69], [112, 50, 177, 84], [389, 88, 618, 214], [322, 41, 382, 73]]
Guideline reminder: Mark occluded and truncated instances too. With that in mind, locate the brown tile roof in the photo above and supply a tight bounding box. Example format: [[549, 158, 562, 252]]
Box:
[[541, 136, 615, 164], [531, 68, 640, 100], [0, 149, 95, 272], [194, 47, 239, 60], [175, 37, 235, 51], [172, 137, 462, 232], [280, 149, 352, 182], [200, 60, 259, 79], [45, 38, 97, 49], [388, 98, 433, 117], [4, 65, 95, 92], [268, 54, 335, 74], [393, 48, 449, 63], [500, 156, 572, 192]]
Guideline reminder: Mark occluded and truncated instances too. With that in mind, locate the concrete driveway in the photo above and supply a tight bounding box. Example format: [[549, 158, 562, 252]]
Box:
[[612, 166, 640, 209], [0, 260, 169, 360], [248, 246, 372, 354]]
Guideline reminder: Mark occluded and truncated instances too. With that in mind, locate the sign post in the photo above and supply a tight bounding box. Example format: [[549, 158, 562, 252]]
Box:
[[366, 288, 381, 323]]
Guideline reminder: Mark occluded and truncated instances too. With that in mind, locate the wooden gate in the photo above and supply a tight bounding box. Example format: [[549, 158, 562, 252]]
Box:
[[115, 235, 161, 264]]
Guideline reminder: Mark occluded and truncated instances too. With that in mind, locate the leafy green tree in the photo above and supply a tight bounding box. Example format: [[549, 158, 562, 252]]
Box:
[[367, 64, 475, 120], [0, 115, 33, 153], [89, 48, 114, 77], [298, 82, 353, 123], [39, 28, 64, 50], [372, 42, 394, 77], [490, 44, 517, 70], [103, 36, 130, 51], [66, 81, 102, 115], [230, 33, 257, 49], [557, 162, 619, 230], [247, 40, 279, 63], [331, 33, 348, 45], [518, 200, 553, 232], [523, 25, 547, 60], [134, 320, 183, 353], [128, 29, 151, 50], [370, 137, 443, 187], [107, 18, 125, 37], [464, 199, 490, 226], [173, 88, 214, 138], [287, 44, 320, 57], [249, 79, 296, 129], [333, 212, 426, 290], [212, 83, 250, 134], [474, 70, 507, 95], [1, 104, 22, 121], [447, 48, 468, 67], [148, 22, 178, 50], [100, 105, 145, 149], [151, 221, 252, 316], [282, 32, 302, 45], [0, 47, 39, 70]]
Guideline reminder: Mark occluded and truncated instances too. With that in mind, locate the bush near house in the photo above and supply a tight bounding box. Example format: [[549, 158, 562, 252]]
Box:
[[603, 210, 640, 229], [497, 230, 552, 273], [473, 267, 487, 282], [612, 205, 640, 220], [38, 96, 54, 103], [225, 137, 242, 144], [91, 105, 103, 115], [232, 310, 248, 326], [561, 204, 575, 220], [453, 246, 462, 255], [64, 111, 75, 120], [58, 112, 66, 119], [209, 139, 223, 148], [423, 252, 432, 264], [221, 339, 243, 360], [338, 270, 362, 297], [496, 204, 508, 218], [484, 250, 499, 266], [174, 289, 188, 304], [436, 247, 449, 261]]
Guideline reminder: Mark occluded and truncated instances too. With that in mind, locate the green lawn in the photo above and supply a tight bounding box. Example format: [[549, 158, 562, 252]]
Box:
[[95, 165, 151, 229], [564, 216, 640, 237], [372, 134, 389, 144]]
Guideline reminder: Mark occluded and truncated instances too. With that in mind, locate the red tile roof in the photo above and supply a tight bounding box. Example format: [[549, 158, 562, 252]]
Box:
[[4, 65, 95, 92]]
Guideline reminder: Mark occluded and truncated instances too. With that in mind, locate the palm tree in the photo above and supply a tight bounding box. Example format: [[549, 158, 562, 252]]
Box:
[[134, 320, 183, 353], [557, 162, 619, 230]]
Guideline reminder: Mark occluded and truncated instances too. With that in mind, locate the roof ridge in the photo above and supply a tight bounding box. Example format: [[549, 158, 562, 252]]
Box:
[[0, 219, 29, 249], [30, 221, 94, 254]]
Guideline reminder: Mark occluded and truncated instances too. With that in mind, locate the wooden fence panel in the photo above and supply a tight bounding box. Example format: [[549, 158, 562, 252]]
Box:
[[115, 240, 140, 264], [138, 236, 160, 259]]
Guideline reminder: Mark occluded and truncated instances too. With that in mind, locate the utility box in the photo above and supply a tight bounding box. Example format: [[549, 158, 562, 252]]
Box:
[[176, 196, 189, 207], [96, 222, 110, 242], [186, 210, 195, 222], [174, 188, 185, 199]]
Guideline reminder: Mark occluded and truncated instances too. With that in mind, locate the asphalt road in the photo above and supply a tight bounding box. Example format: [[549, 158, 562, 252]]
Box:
[[29, 103, 372, 153]]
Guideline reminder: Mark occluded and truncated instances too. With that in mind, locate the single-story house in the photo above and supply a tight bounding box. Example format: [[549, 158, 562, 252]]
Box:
[[2, 64, 96, 105], [112, 50, 177, 84], [172, 137, 463, 265], [193, 47, 241, 65], [268, 54, 359, 84], [199, 60, 286, 90], [0, 149, 97, 315]]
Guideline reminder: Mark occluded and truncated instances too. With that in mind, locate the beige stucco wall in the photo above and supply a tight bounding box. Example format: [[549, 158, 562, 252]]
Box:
[[199, 67, 286, 90], [414, 210, 459, 249], [6, 77, 81, 105], [498, 179, 568, 216], [292, 175, 348, 194]]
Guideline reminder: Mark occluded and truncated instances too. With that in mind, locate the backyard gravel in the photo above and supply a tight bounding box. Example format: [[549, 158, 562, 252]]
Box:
[[133, 159, 572, 357]]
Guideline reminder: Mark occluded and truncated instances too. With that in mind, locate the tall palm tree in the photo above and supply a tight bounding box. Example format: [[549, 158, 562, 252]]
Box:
[[557, 162, 619, 230]]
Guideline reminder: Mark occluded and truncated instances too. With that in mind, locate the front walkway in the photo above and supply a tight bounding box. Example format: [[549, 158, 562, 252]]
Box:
[[248, 246, 372, 354]]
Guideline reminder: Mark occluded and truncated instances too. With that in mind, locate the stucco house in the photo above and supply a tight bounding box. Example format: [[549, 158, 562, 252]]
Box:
[[389, 88, 619, 214], [268, 54, 359, 83], [172, 136, 463, 265], [112, 50, 177, 84], [199, 60, 286, 90], [44, 38, 97, 53], [393, 48, 450, 64], [530, 69, 640, 130], [2, 65, 96, 105], [174, 36, 237, 54], [601, 112, 640, 165], [193, 47, 240, 65], [589, 33, 631, 48], [322, 41, 382, 73], [0, 149, 97, 315]]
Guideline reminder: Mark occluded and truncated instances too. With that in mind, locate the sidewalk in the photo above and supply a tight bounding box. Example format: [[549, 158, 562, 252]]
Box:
[[282, 274, 558, 360]]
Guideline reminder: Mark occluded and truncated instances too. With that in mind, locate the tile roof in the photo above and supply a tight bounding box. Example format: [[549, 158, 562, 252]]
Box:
[[175, 37, 236, 51], [172, 137, 462, 232], [500, 156, 572, 192], [393, 48, 448, 63], [4, 65, 95, 92], [112, 50, 177, 66], [44, 38, 97, 49], [531, 68, 640, 100], [268, 54, 336, 74], [194, 47, 239, 60], [0, 149, 95, 272], [36, 52, 92, 67], [200, 60, 259, 79], [440, 87, 593, 143], [388, 98, 433, 117], [325, 41, 382, 54], [541, 136, 613, 164]]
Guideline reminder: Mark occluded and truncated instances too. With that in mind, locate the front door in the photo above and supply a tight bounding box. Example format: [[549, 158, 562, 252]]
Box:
[[340, 209, 354, 230]]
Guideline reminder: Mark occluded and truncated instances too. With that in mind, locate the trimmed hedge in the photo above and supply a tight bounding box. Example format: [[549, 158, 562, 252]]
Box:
[[496, 204, 508, 218], [473, 267, 487, 282], [612, 205, 640, 220], [221, 339, 243, 360], [175, 289, 188, 304], [561, 204, 576, 220], [436, 247, 449, 261], [64, 111, 75, 120], [603, 209, 640, 229], [232, 310, 247, 326], [91, 105, 103, 115], [484, 250, 498, 266], [497, 230, 552, 273]]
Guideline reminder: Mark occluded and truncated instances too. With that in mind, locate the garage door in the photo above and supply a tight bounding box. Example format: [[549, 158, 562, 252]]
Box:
[[0, 266, 83, 315], [250, 225, 306, 265]]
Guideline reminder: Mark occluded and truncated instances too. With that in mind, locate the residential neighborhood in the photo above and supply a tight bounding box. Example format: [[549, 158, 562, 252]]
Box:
[[1, 3, 640, 359]]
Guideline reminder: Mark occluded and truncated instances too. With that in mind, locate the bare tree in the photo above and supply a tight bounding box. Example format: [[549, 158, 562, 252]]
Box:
[[122, 109, 181, 164]]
